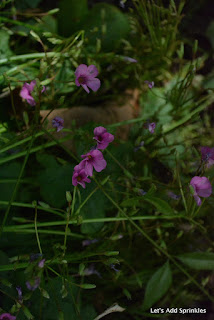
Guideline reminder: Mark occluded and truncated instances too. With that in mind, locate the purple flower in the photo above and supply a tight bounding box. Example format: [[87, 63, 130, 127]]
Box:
[[144, 121, 156, 134], [0, 314, 16, 320], [93, 126, 114, 150], [16, 286, 23, 303], [167, 191, 181, 200], [20, 80, 36, 106], [72, 164, 91, 188], [123, 56, 138, 63], [30, 253, 42, 262], [38, 259, 45, 268], [80, 150, 107, 177], [190, 176, 212, 206], [144, 80, 154, 89], [201, 147, 214, 168], [41, 85, 46, 93], [26, 277, 40, 291], [138, 189, 147, 196], [75, 64, 101, 94], [82, 239, 99, 247], [52, 117, 64, 132], [82, 264, 101, 278]]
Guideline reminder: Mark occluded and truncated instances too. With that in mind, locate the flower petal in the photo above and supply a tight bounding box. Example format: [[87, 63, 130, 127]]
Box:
[[94, 126, 107, 136], [81, 84, 90, 93], [88, 65, 99, 77], [86, 78, 101, 92], [93, 158, 107, 172], [75, 64, 88, 78]]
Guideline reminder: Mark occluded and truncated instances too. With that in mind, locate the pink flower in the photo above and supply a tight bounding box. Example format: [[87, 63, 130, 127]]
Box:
[[20, 81, 46, 106], [52, 117, 64, 132], [20, 80, 36, 106], [190, 176, 212, 206], [200, 147, 214, 168], [38, 258, 45, 268], [26, 277, 40, 291], [144, 80, 154, 89], [0, 314, 16, 320], [144, 121, 156, 134], [72, 164, 91, 188], [75, 64, 101, 93], [93, 126, 114, 150], [81, 149, 107, 176]]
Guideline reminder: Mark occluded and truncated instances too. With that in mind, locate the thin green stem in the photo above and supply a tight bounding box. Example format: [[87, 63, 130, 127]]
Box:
[[105, 149, 134, 179], [94, 178, 214, 302], [0, 200, 65, 217], [34, 204, 43, 254], [4, 215, 183, 231]]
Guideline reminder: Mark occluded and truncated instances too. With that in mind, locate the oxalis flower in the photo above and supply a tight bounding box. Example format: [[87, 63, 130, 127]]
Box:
[[93, 126, 114, 150], [201, 146, 214, 169], [0, 314, 16, 320], [20, 81, 45, 106], [75, 64, 101, 93], [72, 164, 91, 189], [190, 176, 212, 206], [80, 149, 107, 177], [144, 80, 154, 89], [26, 277, 40, 291], [52, 117, 64, 132], [144, 121, 156, 134]]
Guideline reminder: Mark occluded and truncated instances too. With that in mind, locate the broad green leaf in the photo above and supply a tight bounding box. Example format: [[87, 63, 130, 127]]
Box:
[[58, 0, 88, 36], [84, 3, 130, 52], [144, 195, 174, 214], [142, 261, 172, 310], [0, 30, 13, 59], [177, 252, 214, 270]]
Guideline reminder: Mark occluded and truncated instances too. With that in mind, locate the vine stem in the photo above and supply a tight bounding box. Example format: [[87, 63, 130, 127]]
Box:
[[93, 177, 214, 302]]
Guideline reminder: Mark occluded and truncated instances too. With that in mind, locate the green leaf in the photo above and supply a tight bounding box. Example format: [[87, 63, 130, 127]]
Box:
[[121, 197, 141, 207], [84, 3, 130, 51], [58, 0, 88, 36], [80, 283, 96, 289], [142, 261, 172, 310], [144, 195, 174, 214], [38, 163, 74, 208], [0, 30, 13, 59], [177, 252, 214, 270]]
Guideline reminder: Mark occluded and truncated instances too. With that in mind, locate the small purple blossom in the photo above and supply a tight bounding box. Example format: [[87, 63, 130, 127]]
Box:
[[16, 286, 23, 303], [20, 80, 36, 106], [30, 253, 42, 262], [41, 85, 46, 93], [38, 259, 45, 268], [144, 121, 156, 134], [26, 277, 40, 291], [82, 264, 101, 278], [82, 239, 99, 247], [167, 191, 181, 200], [201, 146, 214, 168], [0, 314, 16, 320], [52, 117, 64, 132], [123, 56, 138, 63], [93, 126, 114, 150], [75, 64, 101, 94], [72, 164, 91, 188], [80, 149, 107, 177], [190, 176, 212, 206], [144, 80, 155, 89], [138, 189, 147, 196]]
